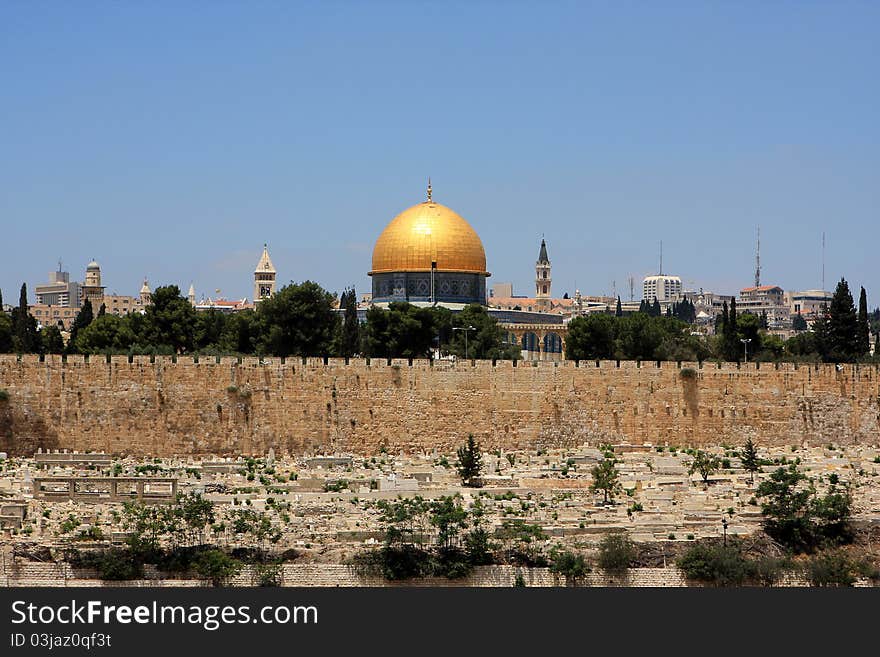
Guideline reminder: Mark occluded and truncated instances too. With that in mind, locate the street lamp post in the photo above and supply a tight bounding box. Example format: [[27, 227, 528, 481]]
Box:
[[740, 338, 752, 363], [453, 325, 476, 360]]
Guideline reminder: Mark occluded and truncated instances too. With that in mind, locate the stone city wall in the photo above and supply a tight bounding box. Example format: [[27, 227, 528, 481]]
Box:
[[0, 355, 878, 457], [7, 561, 863, 587]]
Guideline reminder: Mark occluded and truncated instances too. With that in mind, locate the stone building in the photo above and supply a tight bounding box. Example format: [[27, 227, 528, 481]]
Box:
[[80, 260, 105, 308]]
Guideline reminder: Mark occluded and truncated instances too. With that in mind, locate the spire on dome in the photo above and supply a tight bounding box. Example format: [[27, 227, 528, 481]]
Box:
[[426, 177, 432, 203]]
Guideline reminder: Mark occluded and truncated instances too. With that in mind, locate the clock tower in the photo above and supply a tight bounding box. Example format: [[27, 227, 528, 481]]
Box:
[[254, 244, 277, 302]]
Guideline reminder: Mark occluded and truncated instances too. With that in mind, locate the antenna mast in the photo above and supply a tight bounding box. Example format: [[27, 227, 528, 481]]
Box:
[[659, 241, 663, 275], [628, 276, 635, 302], [821, 232, 825, 291], [754, 226, 761, 288]]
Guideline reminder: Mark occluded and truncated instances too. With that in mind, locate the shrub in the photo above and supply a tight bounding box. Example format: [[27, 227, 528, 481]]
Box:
[[254, 561, 283, 587], [192, 549, 242, 586], [677, 543, 750, 586], [72, 548, 145, 581], [803, 550, 866, 587], [0, 389, 9, 402], [680, 368, 696, 380], [550, 550, 590, 585], [597, 533, 636, 573]]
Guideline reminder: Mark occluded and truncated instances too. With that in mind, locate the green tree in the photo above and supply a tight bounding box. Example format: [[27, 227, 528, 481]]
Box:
[[142, 285, 197, 354], [194, 309, 228, 352], [218, 309, 258, 354], [256, 281, 338, 357], [615, 297, 623, 317], [11, 284, 38, 353], [590, 458, 622, 504], [191, 549, 241, 587], [597, 532, 636, 573], [449, 304, 520, 360], [66, 299, 94, 353], [756, 464, 853, 552], [792, 313, 808, 332], [336, 287, 361, 358], [0, 312, 14, 353], [740, 437, 760, 484], [363, 302, 436, 359], [857, 286, 870, 357], [456, 434, 483, 487], [823, 278, 860, 362], [74, 314, 136, 354], [429, 496, 469, 549], [565, 314, 615, 360], [41, 325, 65, 354], [689, 450, 721, 484]]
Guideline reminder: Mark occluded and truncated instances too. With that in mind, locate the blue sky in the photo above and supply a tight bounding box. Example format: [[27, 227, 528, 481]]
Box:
[[2, 1, 878, 305]]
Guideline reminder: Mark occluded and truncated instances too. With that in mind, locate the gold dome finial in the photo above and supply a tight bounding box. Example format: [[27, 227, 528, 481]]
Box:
[[426, 177, 432, 203]]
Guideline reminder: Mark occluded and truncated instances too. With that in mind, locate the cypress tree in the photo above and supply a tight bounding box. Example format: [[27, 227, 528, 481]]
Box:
[[340, 287, 360, 358], [615, 296, 623, 317], [857, 286, 870, 356], [98, 303, 106, 317], [651, 297, 661, 317], [67, 299, 94, 353], [12, 283, 38, 353], [0, 287, 3, 309], [828, 278, 859, 361]]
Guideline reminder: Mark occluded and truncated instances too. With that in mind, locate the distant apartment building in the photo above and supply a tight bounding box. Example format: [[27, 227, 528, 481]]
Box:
[[681, 290, 735, 325], [738, 285, 790, 328], [786, 289, 832, 318], [29, 305, 79, 330], [642, 275, 682, 303], [35, 269, 81, 308]]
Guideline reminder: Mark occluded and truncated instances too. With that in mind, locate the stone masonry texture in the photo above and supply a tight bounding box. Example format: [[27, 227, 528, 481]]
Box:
[[0, 355, 878, 457]]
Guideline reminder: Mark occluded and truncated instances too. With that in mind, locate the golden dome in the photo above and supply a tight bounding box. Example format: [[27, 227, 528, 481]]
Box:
[[370, 199, 489, 275]]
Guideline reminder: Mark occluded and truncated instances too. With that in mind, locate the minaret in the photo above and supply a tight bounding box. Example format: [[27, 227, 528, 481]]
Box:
[[81, 259, 105, 308], [188, 283, 196, 306], [139, 278, 152, 306], [535, 238, 551, 312], [253, 244, 277, 302]]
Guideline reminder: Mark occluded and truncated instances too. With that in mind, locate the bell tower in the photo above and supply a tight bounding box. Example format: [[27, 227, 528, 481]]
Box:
[[535, 238, 551, 312], [254, 244, 277, 302]]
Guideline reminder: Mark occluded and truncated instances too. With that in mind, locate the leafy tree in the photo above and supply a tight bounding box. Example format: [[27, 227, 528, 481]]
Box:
[[565, 314, 616, 360], [597, 532, 636, 573], [191, 549, 241, 586], [792, 313, 808, 332], [194, 309, 228, 352], [257, 281, 338, 357], [429, 496, 469, 549], [363, 302, 436, 359], [756, 464, 853, 552], [677, 542, 751, 586], [689, 450, 721, 484], [0, 312, 14, 353], [740, 438, 760, 484], [737, 313, 762, 357], [549, 550, 590, 586], [74, 314, 136, 354], [41, 325, 65, 354], [456, 434, 483, 487], [448, 304, 519, 360], [590, 458, 622, 504], [97, 303, 106, 317], [218, 309, 258, 354], [66, 299, 94, 353], [142, 285, 197, 354]]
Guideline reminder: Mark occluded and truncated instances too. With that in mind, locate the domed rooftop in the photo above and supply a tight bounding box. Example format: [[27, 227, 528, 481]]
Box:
[[370, 183, 488, 276], [86, 259, 100, 270]]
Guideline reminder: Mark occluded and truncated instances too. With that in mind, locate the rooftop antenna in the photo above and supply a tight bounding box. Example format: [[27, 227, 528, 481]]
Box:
[[426, 177, 432, 202], [659, 241, 663, 275], [821, 232, 825, 291], [612, 280, 617, 299], [754, 226, 761, 288], [628, 276, 635, 302], [57, 258, 62, 272]]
